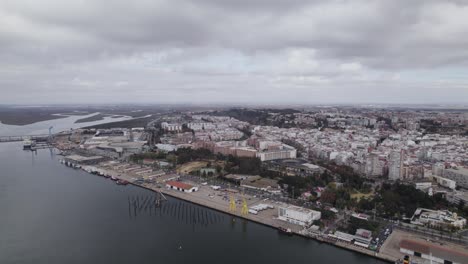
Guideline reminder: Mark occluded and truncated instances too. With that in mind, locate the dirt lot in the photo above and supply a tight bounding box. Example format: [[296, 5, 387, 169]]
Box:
[[177, 161, 209, 174]]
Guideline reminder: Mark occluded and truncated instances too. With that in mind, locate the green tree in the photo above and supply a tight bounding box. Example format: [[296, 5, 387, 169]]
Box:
[[215, 164, 222, 174]]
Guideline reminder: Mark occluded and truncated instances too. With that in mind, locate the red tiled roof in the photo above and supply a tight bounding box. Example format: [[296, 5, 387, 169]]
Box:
[[356, 229, 372, 238], [166, 181, 194, 190]]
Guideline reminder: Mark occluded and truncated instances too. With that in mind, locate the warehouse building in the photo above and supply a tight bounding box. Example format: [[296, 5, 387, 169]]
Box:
[[166, 181, 198, 193], [278, 205, 321, 227], [64, 155, 104, 165]]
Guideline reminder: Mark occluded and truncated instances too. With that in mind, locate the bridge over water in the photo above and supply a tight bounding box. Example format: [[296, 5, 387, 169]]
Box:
[[0, 134, 51, 143], [0, 131, 73, 143]]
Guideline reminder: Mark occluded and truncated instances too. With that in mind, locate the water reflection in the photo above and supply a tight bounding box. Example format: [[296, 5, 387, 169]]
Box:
[[127, 195, 227, 228]]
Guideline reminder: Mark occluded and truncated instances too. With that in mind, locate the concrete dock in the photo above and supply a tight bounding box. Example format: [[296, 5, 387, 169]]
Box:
[[79, 162, 397, 263]]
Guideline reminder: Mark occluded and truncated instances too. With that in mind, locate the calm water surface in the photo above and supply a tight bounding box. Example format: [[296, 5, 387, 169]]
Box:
[[0, 112, 133, 136]]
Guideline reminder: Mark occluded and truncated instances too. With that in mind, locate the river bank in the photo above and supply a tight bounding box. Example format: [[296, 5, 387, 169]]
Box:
[[0, 142, 387, 264], [68, 160, 396, 263]]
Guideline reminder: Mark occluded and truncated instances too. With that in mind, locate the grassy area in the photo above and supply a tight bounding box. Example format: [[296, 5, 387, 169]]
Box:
[[351, 191, 374, 202], [177, 161, 208, 174]]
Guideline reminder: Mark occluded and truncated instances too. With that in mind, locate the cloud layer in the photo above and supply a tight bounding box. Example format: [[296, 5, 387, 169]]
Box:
[[1, 0, 468, 104]]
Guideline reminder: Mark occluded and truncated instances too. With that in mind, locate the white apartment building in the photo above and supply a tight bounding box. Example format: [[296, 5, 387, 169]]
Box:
[[388, 150, 403, 181], [433, 165, 468, 189], [430, 175, 456, 190], [257, 146, 297, 161], [161, 122, 182, 132], [443, 168, 468, 189]]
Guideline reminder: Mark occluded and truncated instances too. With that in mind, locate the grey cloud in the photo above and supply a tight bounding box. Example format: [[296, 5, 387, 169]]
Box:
[[0, 0, 468, 104], [2, 0, 468, 68]]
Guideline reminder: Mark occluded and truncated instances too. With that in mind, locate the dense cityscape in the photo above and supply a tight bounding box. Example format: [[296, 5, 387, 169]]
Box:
[[2, 0, 468, 264], [29, 106, 468, 264]]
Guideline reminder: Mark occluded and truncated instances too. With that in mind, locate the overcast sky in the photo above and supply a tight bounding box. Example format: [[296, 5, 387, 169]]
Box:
[[1, 0, 468, 105]]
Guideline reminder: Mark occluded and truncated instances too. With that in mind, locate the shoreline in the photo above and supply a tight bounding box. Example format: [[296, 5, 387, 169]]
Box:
[[155, 186, 394, 263], [156, 186, 393, 263], [75, 162, 396, 263]]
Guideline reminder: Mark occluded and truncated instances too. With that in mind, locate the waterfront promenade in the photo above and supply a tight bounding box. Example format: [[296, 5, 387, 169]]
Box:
[[80, 162, 397, 263]]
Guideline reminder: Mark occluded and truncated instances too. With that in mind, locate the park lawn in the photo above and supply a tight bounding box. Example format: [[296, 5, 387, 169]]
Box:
[[177, 161, 208, 174], [351, 190, 374, 201]]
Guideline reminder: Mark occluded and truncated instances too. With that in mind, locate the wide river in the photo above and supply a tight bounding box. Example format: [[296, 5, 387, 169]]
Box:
[[0, 118, 386, 264]]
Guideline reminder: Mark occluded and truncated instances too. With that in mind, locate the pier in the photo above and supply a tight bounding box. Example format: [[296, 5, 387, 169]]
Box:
[[70, 162, 396, 263], [0, 134, 50, 143]]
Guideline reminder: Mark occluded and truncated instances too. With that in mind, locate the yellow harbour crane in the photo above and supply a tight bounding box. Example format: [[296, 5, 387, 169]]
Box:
[[229, 195, 237, 212], [241, 198, 249, 216]]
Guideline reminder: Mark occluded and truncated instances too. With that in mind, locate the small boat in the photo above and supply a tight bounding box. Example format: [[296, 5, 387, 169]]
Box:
[[23, 139, 35, 150], [116, 180, 129, 185], [111, 176, 118, 181], [278, 227, 293, 235]]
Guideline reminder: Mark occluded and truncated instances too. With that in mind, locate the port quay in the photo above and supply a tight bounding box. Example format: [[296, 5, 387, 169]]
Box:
[[59, 158, 396, 263]]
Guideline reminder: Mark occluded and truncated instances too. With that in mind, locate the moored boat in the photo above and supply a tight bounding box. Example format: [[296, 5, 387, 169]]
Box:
[[116, 179, 129, 185], [23, 139, 35, 150], [278, 227, 292, 235]]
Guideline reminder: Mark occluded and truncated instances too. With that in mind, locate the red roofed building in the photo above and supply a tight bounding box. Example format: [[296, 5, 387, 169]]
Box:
[[166, 181, 199, 193]]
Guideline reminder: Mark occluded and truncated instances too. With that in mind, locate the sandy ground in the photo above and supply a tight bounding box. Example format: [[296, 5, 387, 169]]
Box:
[[177, 161, 208, 174]]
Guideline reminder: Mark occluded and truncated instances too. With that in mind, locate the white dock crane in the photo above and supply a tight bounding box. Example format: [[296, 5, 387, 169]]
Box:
[[48, 126, 54, 142]]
